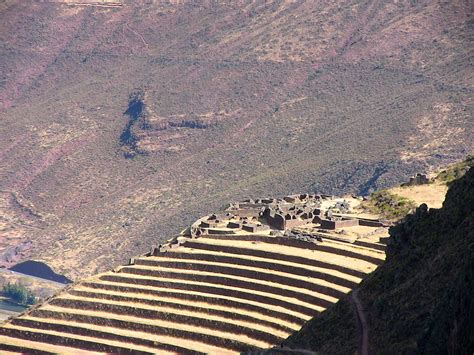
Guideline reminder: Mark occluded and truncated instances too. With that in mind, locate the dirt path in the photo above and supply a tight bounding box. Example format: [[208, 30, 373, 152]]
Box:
[[124, 22, 149, 48], [352, 289, 369, 355]]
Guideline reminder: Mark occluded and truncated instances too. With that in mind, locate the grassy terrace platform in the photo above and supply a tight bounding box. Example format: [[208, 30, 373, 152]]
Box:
[[0, 232, 385, 354]]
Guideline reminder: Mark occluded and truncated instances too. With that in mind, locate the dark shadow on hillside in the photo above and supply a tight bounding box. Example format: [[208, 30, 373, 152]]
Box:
[[120, 98, 143, 146], [119, 89, 147, 158]]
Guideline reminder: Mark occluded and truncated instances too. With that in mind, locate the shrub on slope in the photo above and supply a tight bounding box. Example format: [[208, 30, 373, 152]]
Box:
[[363, 190, 417, 220], [2, 283, 36, 306], [435, 155, 474, 185]]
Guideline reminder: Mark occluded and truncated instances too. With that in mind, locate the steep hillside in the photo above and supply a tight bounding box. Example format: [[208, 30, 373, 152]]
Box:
[[282, 167, 474, 354], [0, 0, 472, 279]]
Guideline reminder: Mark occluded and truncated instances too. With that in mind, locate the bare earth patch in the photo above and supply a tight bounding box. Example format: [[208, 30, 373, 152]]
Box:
[[389, 182, 448, 209]]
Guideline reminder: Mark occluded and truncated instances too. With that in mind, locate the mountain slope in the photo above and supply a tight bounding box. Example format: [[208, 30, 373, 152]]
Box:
[[0, 0, 472, 279], [282, 167, 474, 354]]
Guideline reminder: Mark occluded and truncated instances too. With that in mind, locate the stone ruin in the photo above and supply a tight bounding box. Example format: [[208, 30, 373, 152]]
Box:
[[262, 203, 322, 230], [320, 217, 359, 230], [165, 193, 387, 249], [260, 194, 357, 231], [334, 200, 350, 213], [283, 229, 322, 243], [319, 207, 385, 230], [402, 173, 430, 186], [225, 194, 380, 232]]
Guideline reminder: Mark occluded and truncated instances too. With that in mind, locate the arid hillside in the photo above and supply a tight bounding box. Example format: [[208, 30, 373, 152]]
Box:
[[0, 0, 472, 279]]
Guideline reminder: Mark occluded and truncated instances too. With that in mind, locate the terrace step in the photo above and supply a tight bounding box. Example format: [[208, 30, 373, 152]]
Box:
[[99, 273, 321, 316], [160, 247, 363, 283], [0, 325, 159, 354], [31, 304, 271, 351], [136, 254, 359, 289], [67, 287, 295, 332], [353, 240, 387, 251], [194, 236, 385, 264], [122, 261, 349, 299], [80, 280, 308, 325], [43, 295, 289, 341], [0, 335, 94, 355], [116, 266, 337, 308], [182, 240, 376, 276], [10, 315, 245, 353]]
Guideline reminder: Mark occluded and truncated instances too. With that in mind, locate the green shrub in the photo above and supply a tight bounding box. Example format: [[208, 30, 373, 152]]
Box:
[[436, 155, 474, 185], [365, 190, 417, 220], [2, 283, 36, 305]]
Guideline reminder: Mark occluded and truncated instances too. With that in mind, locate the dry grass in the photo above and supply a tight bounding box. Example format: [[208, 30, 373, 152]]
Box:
[[95, 271, 324, 313], [3, 322, 173, 354], [133, 257, 353, 294], [189, 238, 379, 273], [87, 278, 311, 321], [389, 182, 448, 209], [37, 304, 265, 351], [73, 284, 300, 329], [0, 335, 105, 354], [52, 293, 290, 339], [161, 250, 363, 284]]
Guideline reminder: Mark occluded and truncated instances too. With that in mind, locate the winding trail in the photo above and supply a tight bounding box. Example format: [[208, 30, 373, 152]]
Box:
[[124, 22, 149, 49], [352, 289, 369, 355]]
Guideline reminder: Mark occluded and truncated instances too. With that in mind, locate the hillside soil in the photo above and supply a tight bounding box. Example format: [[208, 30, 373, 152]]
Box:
[[0, 1, 472, 279]]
